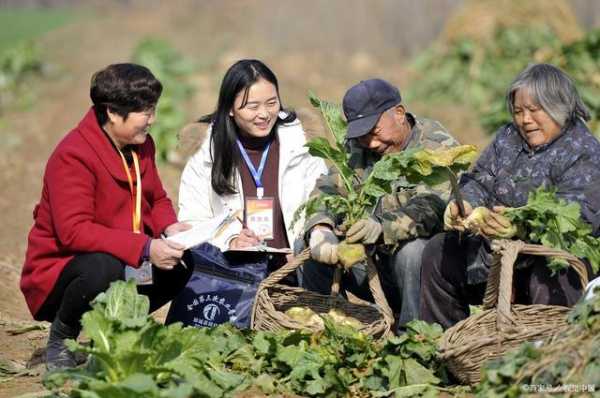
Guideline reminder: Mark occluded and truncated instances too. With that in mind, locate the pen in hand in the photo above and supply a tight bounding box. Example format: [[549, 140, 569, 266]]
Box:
[[232, 216, 262, 248], [236, 215, 246, 228]]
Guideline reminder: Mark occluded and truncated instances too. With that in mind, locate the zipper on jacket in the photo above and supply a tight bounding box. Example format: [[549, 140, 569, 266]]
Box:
[[195, 264, 256, 285]]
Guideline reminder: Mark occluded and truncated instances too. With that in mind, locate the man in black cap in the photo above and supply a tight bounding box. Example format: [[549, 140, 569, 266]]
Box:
[[301, 78, 459, 329]]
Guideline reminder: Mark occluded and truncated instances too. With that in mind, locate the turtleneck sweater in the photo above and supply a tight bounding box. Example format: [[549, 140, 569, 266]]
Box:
[[237, 130, 289, 252]]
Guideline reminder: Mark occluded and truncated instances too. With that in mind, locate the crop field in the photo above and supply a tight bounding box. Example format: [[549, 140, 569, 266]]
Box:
[[0, 0, 599, 397], [0, 8, 72, 51]]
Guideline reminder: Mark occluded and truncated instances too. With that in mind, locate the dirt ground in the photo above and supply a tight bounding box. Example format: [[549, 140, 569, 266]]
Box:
[[0, 2, 490, 397]]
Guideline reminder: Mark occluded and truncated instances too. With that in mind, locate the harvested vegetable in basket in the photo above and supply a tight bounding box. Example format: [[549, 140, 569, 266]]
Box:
[[285, 307, 363, 329]]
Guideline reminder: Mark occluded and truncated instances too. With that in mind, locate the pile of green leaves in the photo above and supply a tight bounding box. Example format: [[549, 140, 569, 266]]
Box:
[[299, 93, 477, 228], [44, 281, 447, 398], [0, 41, 43, 114], [408, 26, 600, 136], [132, 37, 195, 162], [503, 186, 600, 274], [476, 287, 600, 397], [0, 8, 71, 116]]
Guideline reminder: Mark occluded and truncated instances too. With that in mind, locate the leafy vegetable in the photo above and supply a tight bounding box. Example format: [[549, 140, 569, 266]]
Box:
[[299, 93, 478, 231], [503, 187, 600, 274], [0, 41, 43, 115], [45, 280, 447, 397], [299, 94, 477, 269], [476, 288, 600, 397], [309, 91, 348, 150]]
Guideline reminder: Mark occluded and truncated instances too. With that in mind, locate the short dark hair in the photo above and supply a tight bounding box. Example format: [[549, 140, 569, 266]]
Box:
[[200, 59, 296, 196], [90, 63, 162, 126]]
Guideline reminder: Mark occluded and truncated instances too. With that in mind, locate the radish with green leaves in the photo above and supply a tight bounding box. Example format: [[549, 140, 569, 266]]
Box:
[[296, 93, 478, 268]]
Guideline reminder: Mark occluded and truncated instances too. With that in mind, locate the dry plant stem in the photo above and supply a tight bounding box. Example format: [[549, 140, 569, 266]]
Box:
[[515, 332, 592, 385]]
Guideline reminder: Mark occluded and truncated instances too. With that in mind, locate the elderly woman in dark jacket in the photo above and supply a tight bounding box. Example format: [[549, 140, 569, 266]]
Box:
[[420, 63, 600, 329]]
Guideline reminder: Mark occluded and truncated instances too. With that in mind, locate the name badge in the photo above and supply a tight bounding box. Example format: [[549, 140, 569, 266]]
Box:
[[245, 197, 274, 240], [125, 261, 153, 285]]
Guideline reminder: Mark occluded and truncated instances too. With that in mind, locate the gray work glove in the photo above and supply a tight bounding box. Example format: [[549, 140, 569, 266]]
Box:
[[346, 216, 383, 244], [309, 228, 339, 265]]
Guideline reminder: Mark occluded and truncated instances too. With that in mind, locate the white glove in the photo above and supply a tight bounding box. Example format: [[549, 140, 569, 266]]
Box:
[[309, 228, 339, 265]]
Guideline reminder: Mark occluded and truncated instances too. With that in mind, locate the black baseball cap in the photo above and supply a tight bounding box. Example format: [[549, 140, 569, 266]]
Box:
[[342, 78, 402, 139]]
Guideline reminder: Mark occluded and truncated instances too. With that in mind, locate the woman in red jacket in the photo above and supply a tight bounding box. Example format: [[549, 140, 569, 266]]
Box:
[[20, 63, 192, 370]]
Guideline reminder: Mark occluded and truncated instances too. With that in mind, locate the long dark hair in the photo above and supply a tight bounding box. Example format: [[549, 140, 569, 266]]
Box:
[[200, 59, 296, 196]]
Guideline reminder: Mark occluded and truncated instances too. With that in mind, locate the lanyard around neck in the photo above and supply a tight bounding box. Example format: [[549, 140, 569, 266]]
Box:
[[117, 149, 142, 233], [236, 139, 271, 199]]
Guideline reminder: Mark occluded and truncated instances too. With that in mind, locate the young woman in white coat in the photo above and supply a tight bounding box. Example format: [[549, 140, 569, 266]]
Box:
[[178, 59, 326, 281]]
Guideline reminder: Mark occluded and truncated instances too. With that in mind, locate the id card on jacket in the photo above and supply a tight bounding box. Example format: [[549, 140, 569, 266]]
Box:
[[245, 197, 274, 240]]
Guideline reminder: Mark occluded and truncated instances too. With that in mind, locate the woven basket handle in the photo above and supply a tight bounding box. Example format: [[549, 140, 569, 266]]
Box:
[[331, 268, 342, 296], [258, 248, 340, 294], [365, 255, 395, 328], [257, 248, 395, 327], [259, 248, 312, 288], [484, 239, 589, 332], [257, 248, 344, 298]]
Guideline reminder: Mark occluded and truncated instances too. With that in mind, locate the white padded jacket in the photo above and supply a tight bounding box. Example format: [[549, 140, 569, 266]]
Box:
[[178, 117, 327, 251]]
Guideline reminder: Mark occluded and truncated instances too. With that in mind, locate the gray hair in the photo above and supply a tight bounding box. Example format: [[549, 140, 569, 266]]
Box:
[[506, 63, 590, 127]]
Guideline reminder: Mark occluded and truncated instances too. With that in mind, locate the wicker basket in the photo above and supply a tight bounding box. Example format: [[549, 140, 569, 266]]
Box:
[[251, 248, 395, 338], [439, 239, 589, 385]]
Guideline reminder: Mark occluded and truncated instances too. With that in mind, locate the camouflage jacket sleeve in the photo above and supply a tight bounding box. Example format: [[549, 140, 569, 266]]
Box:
[[376, 188, 446, 246], [303, 116, 461, 245], [302, 164, 342, 237], [376, 116, 458, 246]]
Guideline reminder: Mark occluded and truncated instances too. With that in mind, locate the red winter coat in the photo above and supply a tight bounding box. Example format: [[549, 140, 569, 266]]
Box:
[[21, 108, 177, 319]]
